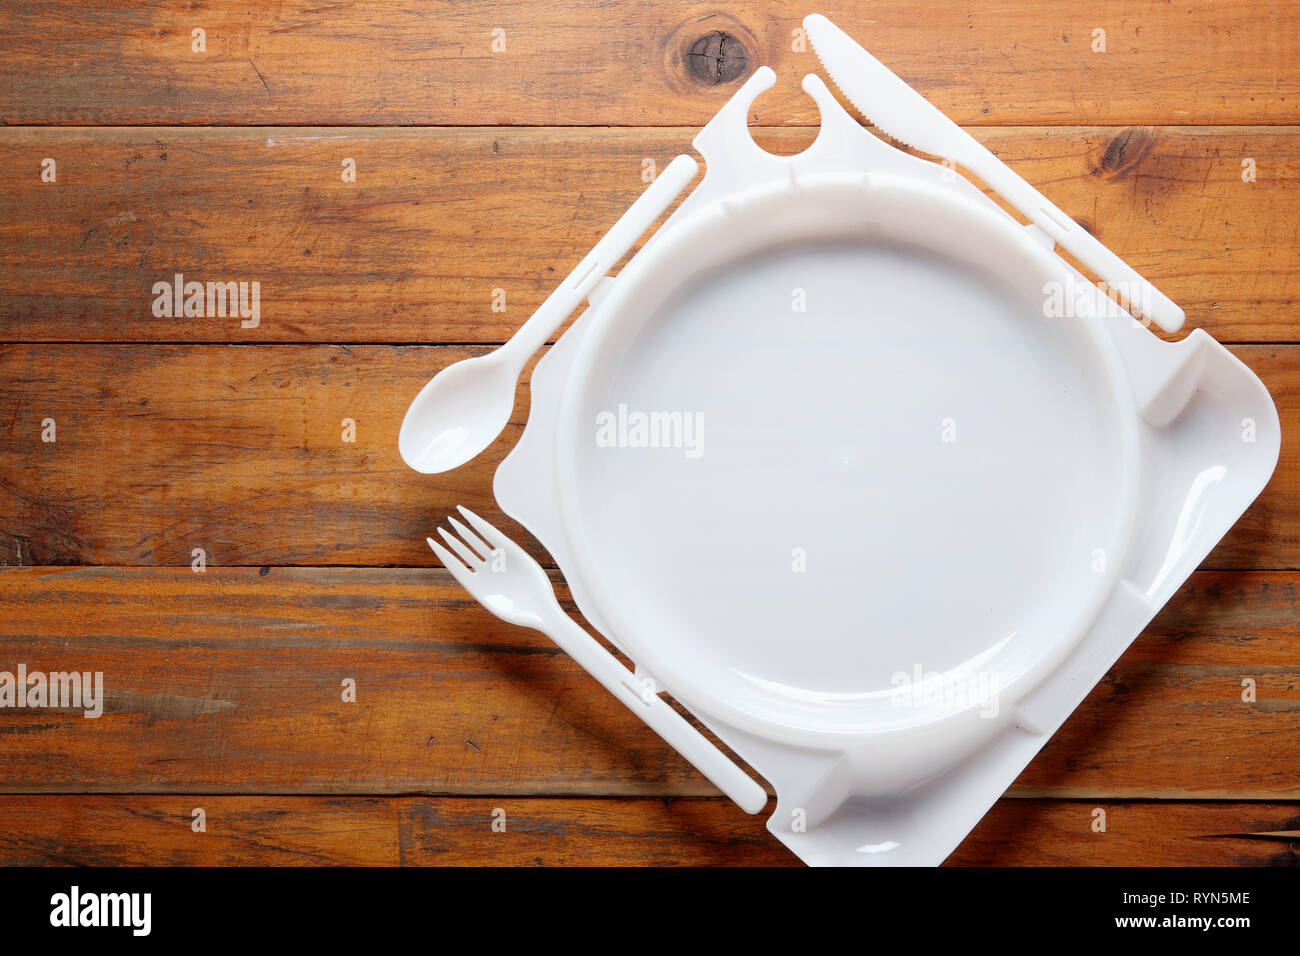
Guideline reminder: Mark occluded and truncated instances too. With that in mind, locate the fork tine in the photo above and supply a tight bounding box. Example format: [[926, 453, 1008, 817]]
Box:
[[437, 526, 483, 568], [427, 538, 475, 589], [447, 515, 493, 561], [456, 506, 508, 552]]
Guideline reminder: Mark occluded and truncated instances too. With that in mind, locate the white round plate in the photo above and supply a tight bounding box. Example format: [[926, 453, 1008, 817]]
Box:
[[554, 174, 1139, 749]]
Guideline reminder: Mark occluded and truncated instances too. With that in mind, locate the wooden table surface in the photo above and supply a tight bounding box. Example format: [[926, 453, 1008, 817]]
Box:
[[1, 2, 1297, 866]]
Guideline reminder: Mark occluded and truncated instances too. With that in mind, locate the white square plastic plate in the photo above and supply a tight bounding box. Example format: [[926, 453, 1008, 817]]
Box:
[[491, 57, 1280, 866]]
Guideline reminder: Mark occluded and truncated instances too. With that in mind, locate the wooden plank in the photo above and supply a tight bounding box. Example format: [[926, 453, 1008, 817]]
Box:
[[0, 344, 513, 567], [956, 800, 1300, 867], [0, 567, 1295, 797], [1, 2, 1296, 126], [0, 344, 1294, 568], [0, 795, 1292, 866], [1, 126, 1296, 344]]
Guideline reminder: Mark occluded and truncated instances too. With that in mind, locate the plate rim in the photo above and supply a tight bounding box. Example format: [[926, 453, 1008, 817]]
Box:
[[550, 171, 1143, 750]]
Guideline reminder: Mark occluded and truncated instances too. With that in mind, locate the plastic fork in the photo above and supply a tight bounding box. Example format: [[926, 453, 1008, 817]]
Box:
[[428, 506, 768, 814]]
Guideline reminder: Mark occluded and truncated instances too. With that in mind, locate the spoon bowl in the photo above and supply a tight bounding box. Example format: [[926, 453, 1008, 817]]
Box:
[[398, 352, 519, 474]]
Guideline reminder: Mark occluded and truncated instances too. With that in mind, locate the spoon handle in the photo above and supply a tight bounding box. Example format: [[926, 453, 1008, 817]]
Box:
[[504, 153, 699, 365]]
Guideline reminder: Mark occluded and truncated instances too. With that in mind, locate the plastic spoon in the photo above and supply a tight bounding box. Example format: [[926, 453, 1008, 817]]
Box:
[[398, 153, 699, 474]]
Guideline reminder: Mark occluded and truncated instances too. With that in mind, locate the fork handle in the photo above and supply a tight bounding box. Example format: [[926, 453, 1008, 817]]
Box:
[[540, 611, 768, 814]]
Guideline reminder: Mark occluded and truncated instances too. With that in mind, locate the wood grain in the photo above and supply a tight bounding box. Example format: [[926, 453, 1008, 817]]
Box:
[[1, 2, 1296, 127], [1, 126, 1296, 344], [0, 344, 512, 567], [0, 795, 1293, 866], [0, 567, 1295, 798], [0, 344, 1294, 568]]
